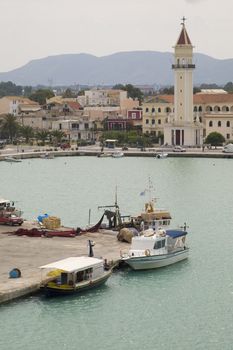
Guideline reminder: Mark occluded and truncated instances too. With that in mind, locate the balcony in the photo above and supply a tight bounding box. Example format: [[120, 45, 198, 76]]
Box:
[[172, 64, 195, 69]]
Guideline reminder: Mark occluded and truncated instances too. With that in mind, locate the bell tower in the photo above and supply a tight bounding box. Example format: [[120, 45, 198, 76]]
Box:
[[173, 17, 195, 126], [164, 18, 203, 146]]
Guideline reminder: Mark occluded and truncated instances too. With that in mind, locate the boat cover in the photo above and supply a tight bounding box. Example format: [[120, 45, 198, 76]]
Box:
[[166, 229, 187, 238], [40, 256, 103, 272]]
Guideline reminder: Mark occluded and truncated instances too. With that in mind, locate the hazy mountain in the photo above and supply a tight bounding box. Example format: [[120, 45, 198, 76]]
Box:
[[0, 51, 232, 86]]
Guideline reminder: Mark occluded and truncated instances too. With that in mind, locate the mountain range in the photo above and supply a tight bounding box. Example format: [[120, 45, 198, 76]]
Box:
[[0, 51, 232, 86]]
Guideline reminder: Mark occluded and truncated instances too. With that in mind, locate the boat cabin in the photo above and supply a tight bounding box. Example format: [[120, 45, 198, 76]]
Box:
[[0, 198, 12, 211], [129, 229, 187, 258], [40, 256, 106, 289], [131, 201, 172, 231]]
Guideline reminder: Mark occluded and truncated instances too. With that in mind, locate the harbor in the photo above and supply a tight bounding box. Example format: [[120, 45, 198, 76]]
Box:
[[1, 156, 233, 349], [1, 145, 233, 161]]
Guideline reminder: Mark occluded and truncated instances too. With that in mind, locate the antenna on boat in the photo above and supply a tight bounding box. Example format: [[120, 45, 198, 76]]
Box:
[[115, 185, 118, 208]]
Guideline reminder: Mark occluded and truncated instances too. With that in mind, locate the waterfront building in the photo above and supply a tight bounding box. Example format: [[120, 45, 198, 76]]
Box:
[[142, 92, 233, 142], [52, 117, 96, 141], [142, 95, 173, 137]]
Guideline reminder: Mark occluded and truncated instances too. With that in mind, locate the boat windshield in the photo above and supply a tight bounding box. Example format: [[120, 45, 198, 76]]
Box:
[[153, 239, 166, 249]]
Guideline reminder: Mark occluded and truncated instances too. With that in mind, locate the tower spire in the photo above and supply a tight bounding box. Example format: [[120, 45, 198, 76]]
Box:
[[176, 18, 192, 46]]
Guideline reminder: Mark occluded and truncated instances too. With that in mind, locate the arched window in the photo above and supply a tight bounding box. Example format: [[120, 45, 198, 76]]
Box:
[[206, 106, 212, 112], [226, 121, 230, 127], [209, 121, 213, 127], [158, 108, 161, 113], [214, 106, 220, 112], [152, 107, 155, 113], [165, 107, 171, 113], [198, 106, 202, 112], [194, 106, 197, 112], [152, 119, 155, 125], [146, 119, 149, 124], [218, 121, 221, 127], [158, 119, 161, 125], [222, 106, 229, 112], [145, 108, 149, 113]]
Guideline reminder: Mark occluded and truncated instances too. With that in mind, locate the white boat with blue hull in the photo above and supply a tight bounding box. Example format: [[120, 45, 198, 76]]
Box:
[[121, 228, 189, 270]]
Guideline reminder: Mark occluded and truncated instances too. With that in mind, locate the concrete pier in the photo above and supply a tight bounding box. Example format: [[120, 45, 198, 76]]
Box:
[[0, 222, 128, 304], [1, 147, 233, 161]]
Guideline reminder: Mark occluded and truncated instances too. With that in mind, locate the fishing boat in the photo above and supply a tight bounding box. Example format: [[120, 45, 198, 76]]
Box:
[[121, 227, 189, 270], [120, 178, 189, 269], [112, 151, 124, 158], [4, 156, 22, 162], [40, 256, 112, 296]]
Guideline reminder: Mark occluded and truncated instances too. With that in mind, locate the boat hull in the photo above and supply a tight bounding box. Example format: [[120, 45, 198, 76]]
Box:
[[42, 270, 112, 297], [124, 248, 189, 270]]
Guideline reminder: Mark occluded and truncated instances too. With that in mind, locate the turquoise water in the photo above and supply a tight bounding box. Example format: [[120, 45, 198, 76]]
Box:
[[1, 156, 233, 350]]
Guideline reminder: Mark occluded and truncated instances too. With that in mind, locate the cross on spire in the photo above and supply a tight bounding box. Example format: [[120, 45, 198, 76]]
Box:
[[181, 16, 187, 26]]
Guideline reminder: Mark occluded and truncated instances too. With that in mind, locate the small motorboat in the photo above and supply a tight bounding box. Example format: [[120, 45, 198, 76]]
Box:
[[4, 156, 22, 162], [155, 152, 168, 159], [121, 227, 189, 270], [97, 152, 111, 158], [40, 256, 112, 296], [112, 151, 124, 158]]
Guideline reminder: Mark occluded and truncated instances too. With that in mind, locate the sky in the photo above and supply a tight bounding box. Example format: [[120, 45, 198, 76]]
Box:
[[0, 0, 233, 72]]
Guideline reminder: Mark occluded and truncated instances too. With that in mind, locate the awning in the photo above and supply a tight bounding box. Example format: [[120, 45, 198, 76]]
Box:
[[166, 229, 187, 238], [39, 256, 102, 272]]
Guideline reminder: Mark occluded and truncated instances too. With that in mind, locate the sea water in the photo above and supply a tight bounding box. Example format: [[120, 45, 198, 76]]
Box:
[[0, 156, 233, 350]]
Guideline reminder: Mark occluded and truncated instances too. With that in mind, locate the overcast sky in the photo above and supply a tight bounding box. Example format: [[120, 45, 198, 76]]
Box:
[[0, 0, 232, 72]]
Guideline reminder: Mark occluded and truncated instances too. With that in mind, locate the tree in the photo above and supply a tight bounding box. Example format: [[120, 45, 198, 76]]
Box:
[[112, 84, 144, 103], [36, 130, 50, 145], [0, 81, 22, 97], [224, 82, 233, 93], [29, 89, 55, 105], [159, 86, 174, 95], [205, 132, 225, 146], [0, 114, 20, 141], [20, 125, 34, 143], [50, 130, 65, 145], [23, 86, 33, 97]]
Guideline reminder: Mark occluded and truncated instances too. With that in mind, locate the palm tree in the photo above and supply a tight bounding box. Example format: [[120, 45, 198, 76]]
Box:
[[50, 130, 65, 146], [20, 125, 34, 144], [36, 130, 50, 145], [0, 114, 20, 142]]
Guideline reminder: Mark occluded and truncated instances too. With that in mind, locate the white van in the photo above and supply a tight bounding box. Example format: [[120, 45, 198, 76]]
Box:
[[223, 143, 233, 153]]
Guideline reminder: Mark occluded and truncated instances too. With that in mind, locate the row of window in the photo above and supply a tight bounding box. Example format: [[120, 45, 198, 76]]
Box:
[[144, 105, 233, 113], [145, 107, 172, 113], [209, 121, 231, 127], [145, 119, 162, 125]]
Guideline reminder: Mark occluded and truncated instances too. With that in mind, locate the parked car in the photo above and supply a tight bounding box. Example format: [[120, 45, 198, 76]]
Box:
[[222, 143, 233, 153], [60, 143, 71, 150], [173, 146, 186, 152], [0, 214, 23, 226]]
